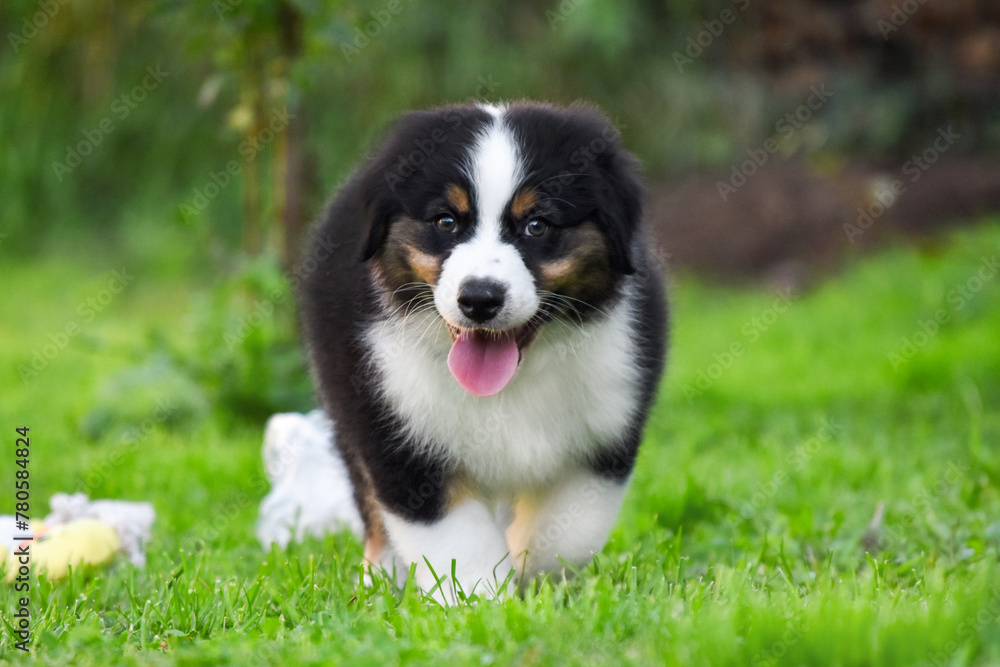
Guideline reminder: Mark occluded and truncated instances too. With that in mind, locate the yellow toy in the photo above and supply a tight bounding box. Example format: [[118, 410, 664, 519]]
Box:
[[3, 493, 154, 583], [3, 518, 121, 582]]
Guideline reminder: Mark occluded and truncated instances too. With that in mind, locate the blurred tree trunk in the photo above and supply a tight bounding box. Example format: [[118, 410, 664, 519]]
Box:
[[277, 1, 310, 270], [236, 1, 313, 265], [242, 83, 264, 257], [281, 101, 310, 268]]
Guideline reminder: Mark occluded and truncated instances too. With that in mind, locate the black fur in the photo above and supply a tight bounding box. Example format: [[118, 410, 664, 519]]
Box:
[[300, 101, 668, 539]]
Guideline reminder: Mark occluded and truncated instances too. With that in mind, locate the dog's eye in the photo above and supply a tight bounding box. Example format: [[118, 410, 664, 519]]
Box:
[[436, 215, 458, 233], [523, 219, 548, 238]]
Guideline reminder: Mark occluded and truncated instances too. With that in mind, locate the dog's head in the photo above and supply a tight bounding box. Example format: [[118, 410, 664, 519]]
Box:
[[359, 102, 643, 396]]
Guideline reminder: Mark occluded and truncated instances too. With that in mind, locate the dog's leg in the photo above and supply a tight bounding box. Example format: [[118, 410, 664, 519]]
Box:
[[381, 498, 514, 605], [506, 471, 629, 581], [362, 523, 408, 589]]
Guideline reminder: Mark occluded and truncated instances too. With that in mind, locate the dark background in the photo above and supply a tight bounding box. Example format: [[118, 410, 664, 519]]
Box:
[[3, 0, 998, 276]]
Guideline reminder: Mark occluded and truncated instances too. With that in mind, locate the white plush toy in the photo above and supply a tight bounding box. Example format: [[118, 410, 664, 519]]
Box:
[[256, 410, 363, 548]]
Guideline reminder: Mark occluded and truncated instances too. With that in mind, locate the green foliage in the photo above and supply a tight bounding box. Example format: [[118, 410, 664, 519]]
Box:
[[0, 1, 228, 252], [79, 355, 209, 442], [156, 253, 314, 425], [1, 221, 998, 664], [5, 0, 995, 258]]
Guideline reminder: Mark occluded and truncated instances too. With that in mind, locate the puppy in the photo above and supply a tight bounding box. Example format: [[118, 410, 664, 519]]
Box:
[[301, 101, 667, 603]]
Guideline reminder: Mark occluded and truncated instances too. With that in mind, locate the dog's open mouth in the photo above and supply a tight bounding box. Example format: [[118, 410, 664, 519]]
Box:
[[445, 317, 543, 397]]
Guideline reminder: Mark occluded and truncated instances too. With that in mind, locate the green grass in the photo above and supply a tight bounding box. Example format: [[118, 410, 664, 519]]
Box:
[[2, 222, 1000, 665]]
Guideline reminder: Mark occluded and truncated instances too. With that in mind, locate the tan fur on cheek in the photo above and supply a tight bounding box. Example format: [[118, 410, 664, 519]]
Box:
[[539, 222, 610, 290], [540, 258, 579, 285], [378, 217, 441, 289], [407, 246, 442, 285]]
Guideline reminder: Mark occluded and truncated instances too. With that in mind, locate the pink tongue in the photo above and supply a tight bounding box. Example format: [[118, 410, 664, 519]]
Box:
[[447, 330, 520, 397]]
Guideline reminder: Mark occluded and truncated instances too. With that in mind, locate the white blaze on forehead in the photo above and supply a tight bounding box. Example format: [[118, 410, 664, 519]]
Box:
[[465, 113, 523, 238], [433, 111, 539, 330], [478, 102, 506, 118]]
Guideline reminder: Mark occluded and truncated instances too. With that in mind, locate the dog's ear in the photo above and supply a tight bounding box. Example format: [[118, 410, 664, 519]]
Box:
[[359, 183, 396, 262], [358, 110, 437, 261], [358, 143, 414, 261], [596, 147, 643, 276], [357, 115, 419, 262]]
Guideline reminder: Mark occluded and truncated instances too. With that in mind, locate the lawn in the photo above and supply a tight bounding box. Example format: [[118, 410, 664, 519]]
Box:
[[1, 222, 999, 666]]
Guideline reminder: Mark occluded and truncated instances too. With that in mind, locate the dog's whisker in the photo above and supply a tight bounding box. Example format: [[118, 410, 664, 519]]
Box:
[[375, 296, 436, 341], [413, 311, 448, 349], [377, 286, 435, 323], [537, 289, 595, 310], [378, 299, 425, 331], [390, 282, 434, 299], [385, 294, 430, 318], [537, 289, 611, 319], [406, 303, 440, 321], [536, 292, 587, 322]]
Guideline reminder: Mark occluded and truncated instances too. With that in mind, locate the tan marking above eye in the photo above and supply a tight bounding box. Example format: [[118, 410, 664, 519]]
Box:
[[407, 245, 442, 285], [445, 184, 470, 215], [511, 188, 538, 219]]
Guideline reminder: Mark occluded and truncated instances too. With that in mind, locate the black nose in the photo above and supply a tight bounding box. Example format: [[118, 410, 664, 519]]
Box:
[[457, 278, 506, 323]]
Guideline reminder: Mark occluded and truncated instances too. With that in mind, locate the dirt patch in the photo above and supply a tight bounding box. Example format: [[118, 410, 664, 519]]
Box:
[[647, 157, 1000, 287]]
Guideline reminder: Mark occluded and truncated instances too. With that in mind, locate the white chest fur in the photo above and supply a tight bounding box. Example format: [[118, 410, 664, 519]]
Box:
[[362, 285, 642, 494]]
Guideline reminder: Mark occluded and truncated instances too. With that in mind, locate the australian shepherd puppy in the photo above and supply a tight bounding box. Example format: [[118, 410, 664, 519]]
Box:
[[301, 101, 667, 603]]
